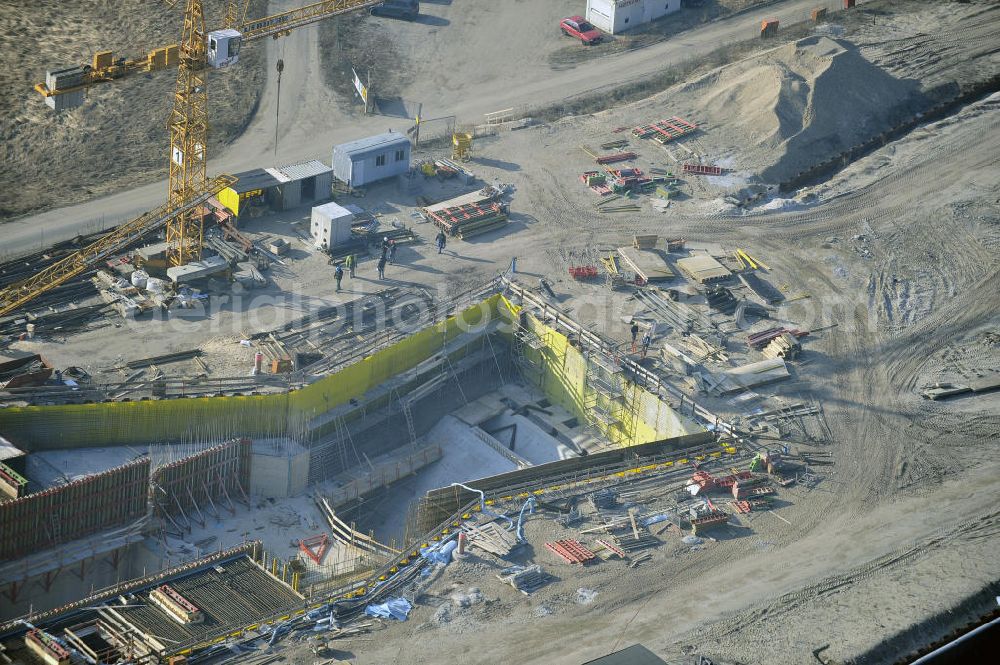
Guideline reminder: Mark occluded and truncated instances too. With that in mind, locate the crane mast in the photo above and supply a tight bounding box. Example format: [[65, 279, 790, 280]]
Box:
[[4, 0, 394, 317], [167, 0, 211, 267]]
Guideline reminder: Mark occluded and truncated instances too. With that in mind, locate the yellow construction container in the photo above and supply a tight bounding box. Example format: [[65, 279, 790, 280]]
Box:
[[92, 50, 113, 71], [218, 186, 241, 216]]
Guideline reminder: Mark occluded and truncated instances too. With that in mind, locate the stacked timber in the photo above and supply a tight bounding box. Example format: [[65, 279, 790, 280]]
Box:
[[421, 187, 509, 240], [612, 531, 659, 552], [465, 521, 517, 557], [747, 327, 807, 350], [762, 333, 802, 359]]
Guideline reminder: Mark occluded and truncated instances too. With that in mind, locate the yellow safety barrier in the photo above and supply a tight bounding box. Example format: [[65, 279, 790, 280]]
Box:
[[0, 295, 502, 448]]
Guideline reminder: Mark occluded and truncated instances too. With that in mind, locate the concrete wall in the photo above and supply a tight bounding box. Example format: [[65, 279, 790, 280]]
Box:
[[0, 459, 150, 560], [0, 540, 145, 621], [250, 438, 309, 499], [0, 296, 500, 450], [499, 296, 702, 446]]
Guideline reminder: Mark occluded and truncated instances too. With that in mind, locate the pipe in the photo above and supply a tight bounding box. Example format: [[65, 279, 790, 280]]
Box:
[[908, 614, 1000, 665], [516, 496, 536, 543], [450, 483, 513, 529]]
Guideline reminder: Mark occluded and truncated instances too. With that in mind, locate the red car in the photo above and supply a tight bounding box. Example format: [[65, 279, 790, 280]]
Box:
[[560, 16, 602, 45]]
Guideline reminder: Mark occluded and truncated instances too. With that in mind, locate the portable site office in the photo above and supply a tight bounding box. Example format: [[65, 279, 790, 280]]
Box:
[[332, 131, 411, 189]]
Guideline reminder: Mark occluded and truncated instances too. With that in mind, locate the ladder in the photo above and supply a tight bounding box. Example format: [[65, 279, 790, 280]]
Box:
[[401, 399, 417, 447]]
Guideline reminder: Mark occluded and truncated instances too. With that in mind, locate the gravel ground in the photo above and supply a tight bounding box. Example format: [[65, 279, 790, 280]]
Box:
[[1, 0, 997, 662]]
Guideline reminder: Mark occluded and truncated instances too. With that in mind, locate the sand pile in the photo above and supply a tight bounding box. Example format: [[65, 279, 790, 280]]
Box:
[[678, 36, 925, 183]]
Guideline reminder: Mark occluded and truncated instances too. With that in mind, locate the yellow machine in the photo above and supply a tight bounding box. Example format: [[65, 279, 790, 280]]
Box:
[[452, 131, 473, 162], [2, 0, 385, 318]]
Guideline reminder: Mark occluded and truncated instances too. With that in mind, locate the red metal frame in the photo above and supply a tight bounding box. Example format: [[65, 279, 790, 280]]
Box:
[[299, 534, 330, 564], [682, 163, 724, 176], [545, 539, 596, 564]]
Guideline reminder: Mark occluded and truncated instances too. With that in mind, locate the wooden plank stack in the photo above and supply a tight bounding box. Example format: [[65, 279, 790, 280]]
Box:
[[465, 521, 518, 557], [632, 116, 698, 143], [762, 333, 802, 359]]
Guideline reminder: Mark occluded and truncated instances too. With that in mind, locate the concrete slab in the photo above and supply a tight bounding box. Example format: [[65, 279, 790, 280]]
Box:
[[452, 392, 509, 426]]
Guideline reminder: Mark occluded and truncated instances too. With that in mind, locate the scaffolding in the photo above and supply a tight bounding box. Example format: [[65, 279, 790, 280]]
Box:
[[512, 325, 544, 385], [584, 350, 625, 434]]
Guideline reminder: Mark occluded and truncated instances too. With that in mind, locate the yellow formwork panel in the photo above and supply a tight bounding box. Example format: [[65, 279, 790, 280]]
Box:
[[499, 295, 701, 447], [0, 296, 501, 449], [287, 295, 498, 420], [0, 393, 291, 449]]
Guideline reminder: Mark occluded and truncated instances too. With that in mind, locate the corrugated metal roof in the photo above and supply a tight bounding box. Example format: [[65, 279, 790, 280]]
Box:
[[231, 168, 281, 193], [334, 131, 409, 157], [0, 434, 24, 462], [276, 159, 332, 181], [312, 201, 353, 219]]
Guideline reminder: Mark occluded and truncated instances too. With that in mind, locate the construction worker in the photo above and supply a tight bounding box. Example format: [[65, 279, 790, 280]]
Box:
[[630, 320, 640, 352], [436, 230, 447, 254], [345, 253, 356, 278], [388, 239, 397, 264], [641, 331, 652, 358], [381, 236, 390, 253], [334, 264, 344, 291], [377, 255, 387, 280]]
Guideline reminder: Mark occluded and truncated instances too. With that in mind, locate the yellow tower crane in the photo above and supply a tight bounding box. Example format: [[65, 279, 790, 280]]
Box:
[[0, 0, 386, 318], [36, 0, 384, 267], [168, 0, 211, 267]]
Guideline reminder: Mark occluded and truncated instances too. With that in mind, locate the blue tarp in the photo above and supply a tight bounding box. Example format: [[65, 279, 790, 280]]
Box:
[[364, 597, 412, 621], [641, 514, 670, 527], [421, 539, 458, 565]]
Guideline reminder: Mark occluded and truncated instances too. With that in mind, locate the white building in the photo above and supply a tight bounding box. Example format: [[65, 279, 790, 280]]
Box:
[[586, 0, 682, 35], [311, 201, 354, 250]]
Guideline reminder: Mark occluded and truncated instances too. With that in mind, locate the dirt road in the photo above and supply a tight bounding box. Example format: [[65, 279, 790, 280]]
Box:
[[2, 0, 864, 256], [316, 78, 1000, 665]]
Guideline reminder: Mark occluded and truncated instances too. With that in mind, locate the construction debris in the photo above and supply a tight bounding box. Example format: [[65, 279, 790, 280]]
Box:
[[690, 510, 729, 534], [705, 285, 738, 314], [747, 327, 809, 350], [588, 488, 618, 510]]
